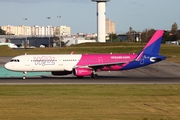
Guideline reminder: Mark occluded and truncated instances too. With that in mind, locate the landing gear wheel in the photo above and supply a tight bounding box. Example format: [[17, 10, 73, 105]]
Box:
[[91, 73, 98, 79], [91, 69, 98, 79], [23, 72, 27, 80]]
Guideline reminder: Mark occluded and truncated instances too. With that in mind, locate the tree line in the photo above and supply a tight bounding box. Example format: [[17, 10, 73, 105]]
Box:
[[139, 22, 180, 44]]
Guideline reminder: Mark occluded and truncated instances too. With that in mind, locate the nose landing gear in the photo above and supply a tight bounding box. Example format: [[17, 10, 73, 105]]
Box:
[[23, 72, 27, 79]]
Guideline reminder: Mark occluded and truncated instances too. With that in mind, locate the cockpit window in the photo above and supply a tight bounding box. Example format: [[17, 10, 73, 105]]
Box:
[[10, 59, 20, 62]]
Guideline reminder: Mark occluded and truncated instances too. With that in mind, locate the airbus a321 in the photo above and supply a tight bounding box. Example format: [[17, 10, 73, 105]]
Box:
[[4, 30, 166, 79]]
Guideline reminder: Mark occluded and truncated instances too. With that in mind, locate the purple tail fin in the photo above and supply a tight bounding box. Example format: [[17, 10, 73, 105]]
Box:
[[135, 30, 164, 60], [143, 30, 164, 55]]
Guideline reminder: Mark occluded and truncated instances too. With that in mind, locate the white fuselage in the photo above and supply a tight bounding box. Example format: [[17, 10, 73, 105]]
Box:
[[5, 54, 82, 72]]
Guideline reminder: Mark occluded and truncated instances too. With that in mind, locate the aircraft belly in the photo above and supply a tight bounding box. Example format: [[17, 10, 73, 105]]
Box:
[[24, 65, 62, 72]]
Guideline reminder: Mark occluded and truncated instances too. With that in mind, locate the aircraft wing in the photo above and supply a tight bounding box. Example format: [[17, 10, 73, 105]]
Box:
[[76, 62, 127, 70]]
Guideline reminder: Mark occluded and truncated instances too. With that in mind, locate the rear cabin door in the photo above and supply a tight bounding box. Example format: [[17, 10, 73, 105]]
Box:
[[140, 56, 144, 65], [58, 56, 63, 66], [98, 57, 103, 64]]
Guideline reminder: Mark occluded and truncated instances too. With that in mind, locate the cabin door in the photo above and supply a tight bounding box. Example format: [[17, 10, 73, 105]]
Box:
[[140, 56, 144, 65], [25, 56, 30, 66], [58, 57, 63, 66], [98, 57, 103, 64]]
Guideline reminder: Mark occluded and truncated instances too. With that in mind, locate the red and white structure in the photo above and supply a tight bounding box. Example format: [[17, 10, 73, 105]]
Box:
[[92, 0, 110, 42]]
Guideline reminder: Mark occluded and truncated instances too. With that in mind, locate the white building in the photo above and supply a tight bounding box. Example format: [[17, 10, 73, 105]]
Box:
[[1, 25, 70, 36], [56, 26, 71, 36]]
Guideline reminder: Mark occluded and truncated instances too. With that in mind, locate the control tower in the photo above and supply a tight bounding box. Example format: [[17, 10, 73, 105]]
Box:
[[92, 0, 110, 42]]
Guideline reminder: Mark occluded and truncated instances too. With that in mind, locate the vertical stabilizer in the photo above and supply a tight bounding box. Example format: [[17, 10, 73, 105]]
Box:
[[143, 30, 164, 55]]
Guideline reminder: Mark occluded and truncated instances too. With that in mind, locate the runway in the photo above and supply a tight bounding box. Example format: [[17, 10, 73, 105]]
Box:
[[0, 76, 180, 85], [1, 57, 180, 84]]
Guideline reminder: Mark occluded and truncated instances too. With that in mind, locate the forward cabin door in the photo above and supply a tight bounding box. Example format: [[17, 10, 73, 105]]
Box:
[[25, 56, 30, 66]]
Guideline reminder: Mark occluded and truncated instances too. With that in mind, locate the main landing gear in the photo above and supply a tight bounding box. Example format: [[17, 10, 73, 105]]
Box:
[[23, 72, 27, 80], [91, 70, 98, 78]]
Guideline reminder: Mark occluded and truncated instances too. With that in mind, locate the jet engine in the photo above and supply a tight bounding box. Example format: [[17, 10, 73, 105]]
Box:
[[73, 68, 92, 77]]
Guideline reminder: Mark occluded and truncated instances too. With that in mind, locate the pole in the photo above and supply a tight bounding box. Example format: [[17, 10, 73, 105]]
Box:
[[23, 18, 27, 48], [57, 16, 61, 47], [111, 32, 112, 42], [47, 17, 51, 47]]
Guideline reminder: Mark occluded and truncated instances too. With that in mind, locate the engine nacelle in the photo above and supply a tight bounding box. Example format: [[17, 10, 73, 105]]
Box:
[[51, 71, 72, 76], [73, 68, 92, 77]]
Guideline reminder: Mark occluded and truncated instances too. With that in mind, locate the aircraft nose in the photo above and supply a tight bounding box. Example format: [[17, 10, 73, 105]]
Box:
[[4, 63, 12, 70]]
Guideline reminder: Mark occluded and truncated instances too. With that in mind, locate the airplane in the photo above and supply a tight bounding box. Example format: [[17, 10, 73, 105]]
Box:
[[4, 30, 166, 79], [0, 42, 18, 48]]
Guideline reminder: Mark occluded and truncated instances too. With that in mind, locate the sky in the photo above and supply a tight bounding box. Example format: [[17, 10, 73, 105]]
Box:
[[0, 0, 179, 34]]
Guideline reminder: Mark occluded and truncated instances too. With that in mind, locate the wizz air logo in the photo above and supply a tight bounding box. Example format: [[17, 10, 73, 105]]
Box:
[[33, 56, 55, 66]]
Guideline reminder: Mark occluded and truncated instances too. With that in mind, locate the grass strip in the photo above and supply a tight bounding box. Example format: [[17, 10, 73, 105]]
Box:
[[0, 84, 179, 120]]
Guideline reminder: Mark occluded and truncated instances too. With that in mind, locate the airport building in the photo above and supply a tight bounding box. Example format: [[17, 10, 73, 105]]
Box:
[[9, 37, 53, 48]]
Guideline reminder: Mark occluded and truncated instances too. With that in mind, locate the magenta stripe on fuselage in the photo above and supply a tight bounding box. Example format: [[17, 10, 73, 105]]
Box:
[[143, 30, 164, 50]]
